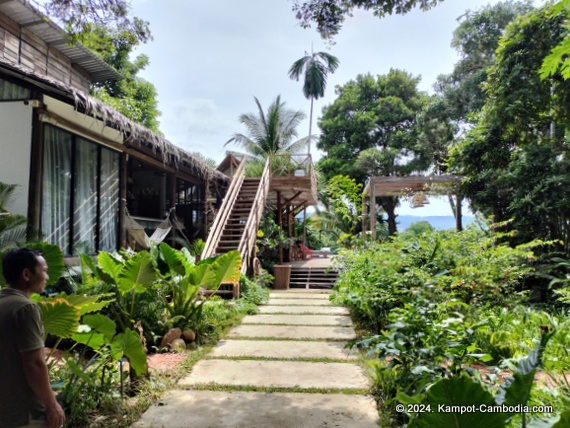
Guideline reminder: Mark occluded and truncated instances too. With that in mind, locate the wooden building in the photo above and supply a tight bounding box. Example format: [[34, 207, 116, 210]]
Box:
[[0, 0, 228, 260]]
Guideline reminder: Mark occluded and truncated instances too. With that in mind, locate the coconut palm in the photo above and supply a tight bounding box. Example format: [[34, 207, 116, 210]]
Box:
[[225, 95, 310, 158], [288, 50, 339, 154]]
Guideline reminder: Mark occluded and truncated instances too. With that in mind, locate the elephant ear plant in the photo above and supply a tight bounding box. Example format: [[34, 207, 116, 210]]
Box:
[[155, 243, 241, 335]]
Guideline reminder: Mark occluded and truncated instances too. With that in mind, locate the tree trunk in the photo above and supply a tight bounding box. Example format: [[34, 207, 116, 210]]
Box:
[[381, 196, 398, 236]]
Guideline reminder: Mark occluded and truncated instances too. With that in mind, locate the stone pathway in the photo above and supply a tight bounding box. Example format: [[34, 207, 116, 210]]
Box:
[[132, 289, 378, 428]]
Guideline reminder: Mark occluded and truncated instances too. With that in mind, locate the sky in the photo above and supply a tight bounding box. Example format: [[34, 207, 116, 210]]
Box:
[[128, 0, 537, 216]]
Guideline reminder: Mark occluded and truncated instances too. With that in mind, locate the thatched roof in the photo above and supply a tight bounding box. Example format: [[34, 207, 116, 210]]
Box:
[[0, 55, 228, 184]]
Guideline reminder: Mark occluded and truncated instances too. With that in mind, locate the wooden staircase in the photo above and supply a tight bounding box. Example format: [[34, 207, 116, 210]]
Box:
[[215, 178, 260, 254], [202, 157, 271, 298], [289, 266, 338, 289]]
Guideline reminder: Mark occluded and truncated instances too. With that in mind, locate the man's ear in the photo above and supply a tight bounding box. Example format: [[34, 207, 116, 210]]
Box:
[[20, 268, 32, 282]]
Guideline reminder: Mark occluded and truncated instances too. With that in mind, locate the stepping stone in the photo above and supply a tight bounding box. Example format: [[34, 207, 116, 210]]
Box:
[[179, 360, 369, 390], [226, 325, 356, 340], [266, 298, 332, 306], [133, 390, 378, 428], [242, 314, 353, 326], [270, 292, 332, 299], [258, 305, 349, 315], [210, 339, 358, 360]]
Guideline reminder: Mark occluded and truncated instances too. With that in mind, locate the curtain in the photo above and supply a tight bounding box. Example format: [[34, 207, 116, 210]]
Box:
[[99, 148, 119, 252], [0, 78, 31, 100], [72, 138, 98, 255], [42, 125, 121, 255], [42, 125, 72, 254]]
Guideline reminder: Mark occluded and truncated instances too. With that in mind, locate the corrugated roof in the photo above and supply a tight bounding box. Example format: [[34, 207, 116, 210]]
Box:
[[0, 0, 120, 82]]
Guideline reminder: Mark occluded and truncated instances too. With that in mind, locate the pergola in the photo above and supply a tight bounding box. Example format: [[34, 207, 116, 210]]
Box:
[[362, 175, 464, 239]]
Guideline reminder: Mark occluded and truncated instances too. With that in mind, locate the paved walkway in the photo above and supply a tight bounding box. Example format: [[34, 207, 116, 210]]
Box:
[[133, 289, 378, 428]]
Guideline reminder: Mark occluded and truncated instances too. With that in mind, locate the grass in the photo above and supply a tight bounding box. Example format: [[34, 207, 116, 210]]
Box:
[[187, 383, 370, 395]]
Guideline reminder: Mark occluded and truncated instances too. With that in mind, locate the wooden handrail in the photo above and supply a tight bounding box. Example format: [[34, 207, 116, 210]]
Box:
[[238, 157, 271, 274], [201, 158, 246, 259]]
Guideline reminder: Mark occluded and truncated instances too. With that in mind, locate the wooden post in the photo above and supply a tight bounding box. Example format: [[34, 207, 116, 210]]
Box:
[[27, 102, 44, 240], [362, 194, 368, 239], [277, 191, 283, 264]]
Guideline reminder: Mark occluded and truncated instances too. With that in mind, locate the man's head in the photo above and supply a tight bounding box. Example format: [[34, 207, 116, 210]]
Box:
[[2, 248, 49, 295]]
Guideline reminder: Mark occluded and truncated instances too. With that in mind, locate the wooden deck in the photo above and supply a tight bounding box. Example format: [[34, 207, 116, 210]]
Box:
[[279, 256, 337, 269]]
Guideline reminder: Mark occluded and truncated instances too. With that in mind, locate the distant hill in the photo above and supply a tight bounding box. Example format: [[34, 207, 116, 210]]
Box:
[[397, 215, 475, 231]]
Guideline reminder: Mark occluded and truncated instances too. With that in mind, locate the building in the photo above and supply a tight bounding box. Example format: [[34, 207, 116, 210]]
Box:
[[0, 0, 227, 260]]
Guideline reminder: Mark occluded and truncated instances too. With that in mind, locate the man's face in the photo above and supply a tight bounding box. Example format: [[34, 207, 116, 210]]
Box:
[[27, 256, 49, 295]]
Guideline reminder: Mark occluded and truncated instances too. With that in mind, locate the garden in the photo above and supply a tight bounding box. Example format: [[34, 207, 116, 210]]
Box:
[[330, 219, 570, 427], [0, 227, 271, 426]]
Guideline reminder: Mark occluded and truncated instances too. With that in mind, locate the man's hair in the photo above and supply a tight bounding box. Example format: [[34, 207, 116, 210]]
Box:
[[2, 248, 43, 285]]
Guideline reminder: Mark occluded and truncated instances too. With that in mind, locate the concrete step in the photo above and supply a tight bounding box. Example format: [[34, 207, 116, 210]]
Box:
[[270, 292, 332, 299], [132, 390, 379, 428], [178, 359, 369, 390], [258, 305, 349, 315], [241, 314, 353, 326], [226, 324, 356, 340], [266, 298, 334, 306], [209, 339, 357, 360]]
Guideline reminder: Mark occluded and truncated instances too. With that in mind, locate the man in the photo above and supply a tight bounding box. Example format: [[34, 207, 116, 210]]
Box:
[[0, 248, 65, 428]]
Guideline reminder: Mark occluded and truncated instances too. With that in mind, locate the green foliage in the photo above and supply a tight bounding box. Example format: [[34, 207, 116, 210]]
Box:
[[318, 70, 430, 182], [225, 96, 309, 158], [293, 0, 443, 38], [318, 175, 362, 247], [289, 51, 340, 100], [157, 244, 242, 333], [0, 182, 27, 251], [540, 0, 570, 80], [80, 21, 161, 132], [451, 4, 570, 250], [400, 221, 434, 239]]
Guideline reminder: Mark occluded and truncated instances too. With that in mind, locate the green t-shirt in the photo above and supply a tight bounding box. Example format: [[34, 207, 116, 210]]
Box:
[[0, 288, 46, 427]]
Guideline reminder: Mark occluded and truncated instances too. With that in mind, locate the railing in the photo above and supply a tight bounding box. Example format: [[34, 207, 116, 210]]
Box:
[[238, 157, 271, 274], [270, 153, 318, 203], [201, 158, 246, 259]]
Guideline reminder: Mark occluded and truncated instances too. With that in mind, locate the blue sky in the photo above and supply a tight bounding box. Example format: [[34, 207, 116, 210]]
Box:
[[129, 0, 539, 216]]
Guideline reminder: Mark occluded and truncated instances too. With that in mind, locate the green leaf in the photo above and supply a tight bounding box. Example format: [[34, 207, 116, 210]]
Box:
[[72, 330, 107, 350], [188, 263, 217, 290], [98, 252, 122, 283], [39, 298, 81, 339], [50, 293, 111, 316], [111, 328, 147, 375], [158, 242, 186, 275], [553, 410, 570, 427], [117, 251, 156, 294], [411, 376, 508, 428], [210, 250, 242, 286], [82, 313, 116, 341]]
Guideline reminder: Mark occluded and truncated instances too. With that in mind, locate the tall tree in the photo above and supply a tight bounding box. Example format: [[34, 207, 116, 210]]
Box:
[[288, 50, 339, 154], [293, 0, 443, 38], [225, 96, 309, 158], [317, 69, 430, 234], [80, 23, 161, 132], [435, 1, 533, 125], [451, 4, 570, 248]]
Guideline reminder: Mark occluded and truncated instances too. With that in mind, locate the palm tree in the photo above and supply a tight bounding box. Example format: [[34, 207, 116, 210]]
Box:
[[225, 95, 309, 158], [288, 50, 339, 154]]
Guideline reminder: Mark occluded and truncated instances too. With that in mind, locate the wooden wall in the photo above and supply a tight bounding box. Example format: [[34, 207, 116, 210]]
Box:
[[0, 12, 90, 92]]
